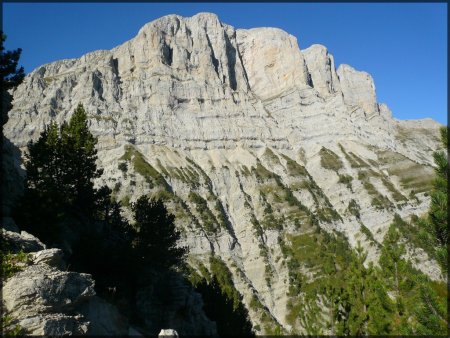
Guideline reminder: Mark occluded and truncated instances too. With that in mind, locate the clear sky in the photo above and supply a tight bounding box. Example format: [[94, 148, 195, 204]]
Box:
[[3, 2, 447, 125]]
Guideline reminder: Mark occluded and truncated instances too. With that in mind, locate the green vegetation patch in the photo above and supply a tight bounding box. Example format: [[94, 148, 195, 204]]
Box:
[[359, 223, 379, 247], [188, 192, 220, 234], [120, 195, 130, 207], [248, 292, 283, 334], [379, 176, 408, 202], [89, 114, 117, 124], [347, 199, 361, 219], [209, 256, 242, 309], [263, 148, 281, 166], [282, 230, 354, 334], [358, 170, 394, 210], [278, 157, 342, 224], [185, 157, 214, 191], [120, 145, 169, 189], [377, 150, 434, 195], [1, 251, 32, 279], [280, 154, 308, 177], [1, 314, 26, 336], [338, 174, 353, 191], [319, 147, 343, 172], [390, 214, 436, 262], [43, 76, 55, 84], [339, 144, 369, 168]]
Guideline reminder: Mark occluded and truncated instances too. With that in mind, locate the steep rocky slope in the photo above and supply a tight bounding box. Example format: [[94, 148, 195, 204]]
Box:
[[3, 13, 443, 334]]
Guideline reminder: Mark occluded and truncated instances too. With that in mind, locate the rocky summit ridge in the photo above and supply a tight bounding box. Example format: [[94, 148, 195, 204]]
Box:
[[3, 13, 444, 335]]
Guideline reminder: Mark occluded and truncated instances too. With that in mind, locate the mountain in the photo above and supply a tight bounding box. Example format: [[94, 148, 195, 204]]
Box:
[[3, 13, 445, 334]]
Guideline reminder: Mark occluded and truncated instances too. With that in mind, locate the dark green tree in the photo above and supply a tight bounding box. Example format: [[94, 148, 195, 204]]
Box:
[[60, 103, 103, 216], [1, 32, 25, 126], [320, 283, 350, 335], [131, 196, 186, 270], [14, 104, 102, 245], [413, 276, 448, 335], [418, 126, 448, 272], [14, 122, 66, 243], [345, 245, 393, 335], [195, 276, 254, 337], [379, 218, 447, 335], [379, 222, 406, 295]]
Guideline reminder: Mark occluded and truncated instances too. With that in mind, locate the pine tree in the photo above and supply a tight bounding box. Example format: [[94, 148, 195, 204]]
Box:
[[321, 283, 349, 335], [14, 122, 66, 243], [379, 221, 406, 295], [14, 104, 102, 244], [346, 244, 394, 335], [131, 196, 186, 270], [419, 126, 448, 272], [60, 103, 102, 216], [414, 276, 448, 335], [195, 276, 254, 337], [1, 32, 25, 126]]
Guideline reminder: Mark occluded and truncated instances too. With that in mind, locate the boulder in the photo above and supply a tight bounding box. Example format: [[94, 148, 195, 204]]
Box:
[[16, 314, 89, 336], [159, 328, 179, 337], [31, 248, 65, 269], [1, 229, 46, 253], [3, 264, 95, 318]]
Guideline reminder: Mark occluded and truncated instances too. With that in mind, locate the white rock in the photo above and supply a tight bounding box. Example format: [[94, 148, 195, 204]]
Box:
[[303, 44, 341, 97], [337, 63, 377, 114], [159, 329, 179, 337], [31, 248, 65, 269]]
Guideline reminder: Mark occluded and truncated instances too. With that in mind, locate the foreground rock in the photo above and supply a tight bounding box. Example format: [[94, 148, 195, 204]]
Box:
[[1, 229, 46, 253], [1, 232, 129, 335]]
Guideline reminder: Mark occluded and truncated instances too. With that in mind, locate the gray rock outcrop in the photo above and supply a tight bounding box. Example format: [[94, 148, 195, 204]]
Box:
[[2, 229, 46, 253], [1, 231, 130, 335]]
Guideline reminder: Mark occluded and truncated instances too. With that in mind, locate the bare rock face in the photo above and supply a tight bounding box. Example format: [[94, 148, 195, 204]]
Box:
[[302, 44, 341, 97], [3, 12, 444, 335], [337, 63, 378, 114], [236, 27, 309, 100]]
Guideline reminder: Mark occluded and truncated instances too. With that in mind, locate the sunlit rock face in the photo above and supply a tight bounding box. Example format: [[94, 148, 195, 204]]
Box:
[[4, 12, 443, 334]]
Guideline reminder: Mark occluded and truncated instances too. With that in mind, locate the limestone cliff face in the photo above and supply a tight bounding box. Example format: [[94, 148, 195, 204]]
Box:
[[3, 13, 443, 334]]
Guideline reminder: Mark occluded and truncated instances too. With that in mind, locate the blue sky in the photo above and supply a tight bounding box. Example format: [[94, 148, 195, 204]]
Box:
[[3, 3, 447, 125]]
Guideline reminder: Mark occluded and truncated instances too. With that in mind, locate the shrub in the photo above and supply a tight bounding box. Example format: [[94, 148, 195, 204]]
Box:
[[0, 251, 31, 279]]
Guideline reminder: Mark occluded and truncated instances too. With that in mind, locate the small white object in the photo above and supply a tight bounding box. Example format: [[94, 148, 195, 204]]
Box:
[[158, 329, 179, 337]]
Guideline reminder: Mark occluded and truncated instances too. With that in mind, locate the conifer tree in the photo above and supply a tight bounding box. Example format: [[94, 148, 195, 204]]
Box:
[[321, 283, 349, 335], [60, 103, 102, 216], [414, 276, 447, 335], [380, 218, 447, 335], [418, 126, 448, 272], [1, 32, 25, 126], [346, 245, 393, 335], [131, 196, 186, 270], [195, 276, 254, 337], [14, 104, 102, 244], [379, 221, 406, 295]]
